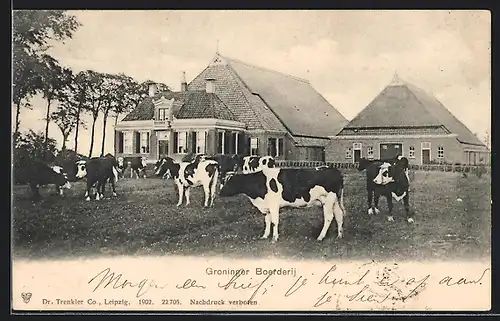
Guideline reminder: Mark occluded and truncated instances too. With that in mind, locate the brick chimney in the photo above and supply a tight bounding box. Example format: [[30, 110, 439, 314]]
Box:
[[148, 83, 157, 97], [180, 71, 188, 92], [205, 77, 215, 94]]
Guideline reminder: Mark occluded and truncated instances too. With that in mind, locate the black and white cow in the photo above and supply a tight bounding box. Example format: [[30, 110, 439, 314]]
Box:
[[75, 157, 118, 201], [129, 156, 147, 179], [241, 156, 276, 174], [154, 156, 175, 179], [219, 167, 346, 242], [358, 156, 413, 223], [155, 157, 220, 207], [27, 161, 72, 198], [191, 153, 245, 187]]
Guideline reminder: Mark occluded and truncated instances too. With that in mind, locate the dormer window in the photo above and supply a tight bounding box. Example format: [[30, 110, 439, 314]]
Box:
[[158, 108, 167, 121]]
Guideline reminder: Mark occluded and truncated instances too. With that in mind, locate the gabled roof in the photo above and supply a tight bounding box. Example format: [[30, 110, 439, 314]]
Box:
[[188, 53, 348, 138], [341, 74, 486, 146], [122, 91, 237, 122]]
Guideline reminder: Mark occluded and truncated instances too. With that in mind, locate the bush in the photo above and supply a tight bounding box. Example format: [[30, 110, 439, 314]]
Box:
[[13, 131, 59, 185]]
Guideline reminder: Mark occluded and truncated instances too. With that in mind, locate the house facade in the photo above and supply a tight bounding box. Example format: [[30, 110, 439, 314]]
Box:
[[326, 74, 490, 165], [114, 53, 347, 162]]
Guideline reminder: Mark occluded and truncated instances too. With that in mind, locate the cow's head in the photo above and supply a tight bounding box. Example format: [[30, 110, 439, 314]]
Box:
[[117, 157, 125, 169], [51, 165, 71, 190], [141, 156, 147, 168], [373, 162, 394, 185], [75, 160, 88, 179]]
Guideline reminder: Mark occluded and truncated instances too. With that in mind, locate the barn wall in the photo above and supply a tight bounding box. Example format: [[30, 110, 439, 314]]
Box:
[[326, 137, 464, 165]]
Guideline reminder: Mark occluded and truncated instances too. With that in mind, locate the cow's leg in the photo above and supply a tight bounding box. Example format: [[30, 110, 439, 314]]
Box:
[[404, 192, 413, 223], [260, 213, 271, 240], [176, 182, 185, 207], [55, 185, 63, 196], [367, 187, 374, 215], [387, 194, 394, 222], [373, 191, 381, 214], [111, 176, 117, 197], [130, 167, 134, 178], [270, 206, 281, 243], [209, 171, 219, 207], [100, 180, 106, 200], [184, 187, 191, 206], [95, 182, 102, 201], [317, 196, 334, 241], [202, 183, 211, 208], [85, 181, 92, 201], [30, 182, 40, 199]]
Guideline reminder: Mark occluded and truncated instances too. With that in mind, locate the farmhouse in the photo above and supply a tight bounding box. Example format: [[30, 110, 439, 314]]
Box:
[[114, 53, 347, 161], [326, 74, 490, 165]]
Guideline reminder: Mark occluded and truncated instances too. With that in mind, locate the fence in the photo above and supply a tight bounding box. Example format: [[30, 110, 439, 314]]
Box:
[[275, 160, 491, 176]]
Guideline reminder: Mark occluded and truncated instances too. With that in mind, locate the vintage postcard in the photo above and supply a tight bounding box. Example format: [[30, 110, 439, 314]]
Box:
[[11, 10, 491, 313]]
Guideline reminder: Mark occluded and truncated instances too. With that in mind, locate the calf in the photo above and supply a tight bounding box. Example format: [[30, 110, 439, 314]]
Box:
[[155, 157, 219, 207], [358, 156, 413, 223], [129, 156, 147, 179], [27, 161, 72, 198], [219, 167, 346, 242], [75, 157, 117, 201], [241, 156, 276, 174]]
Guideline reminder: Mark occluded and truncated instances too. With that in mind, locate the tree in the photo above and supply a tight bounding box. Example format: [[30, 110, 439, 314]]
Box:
[[12, 10, 81, 137], [83, 71, 106, 157], [72, 71, 92, 153], [50, 100, 79, 151], [484, 129, 490, 150], [37, 54, 73, 147]]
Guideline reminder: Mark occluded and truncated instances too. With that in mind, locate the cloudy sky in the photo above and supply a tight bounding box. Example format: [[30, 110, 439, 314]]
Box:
[[14, 10, 491, 156]]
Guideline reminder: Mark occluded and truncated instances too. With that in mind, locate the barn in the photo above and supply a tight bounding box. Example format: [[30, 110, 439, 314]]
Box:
[[114, 52, 347, 162], [326, 74, 490, 165]]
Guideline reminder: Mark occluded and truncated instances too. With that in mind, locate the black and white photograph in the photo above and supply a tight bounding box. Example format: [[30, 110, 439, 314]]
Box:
[[11, 10, 491, 312]]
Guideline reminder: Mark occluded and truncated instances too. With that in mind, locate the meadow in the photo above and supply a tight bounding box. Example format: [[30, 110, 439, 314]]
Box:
[[11, 169, 491, 261]]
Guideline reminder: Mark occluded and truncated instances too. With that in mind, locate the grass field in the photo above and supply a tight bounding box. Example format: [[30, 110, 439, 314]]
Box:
[[11, 169, 491, 261]]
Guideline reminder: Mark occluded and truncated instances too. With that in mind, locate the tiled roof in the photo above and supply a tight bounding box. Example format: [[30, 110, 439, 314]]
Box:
[[342, 75, 486, 146], [293, 136, 330, 147], [188, 53, 348, 137], [122, 91, 182, 121], [338, 126, 450, 136], [176, 91, 238, 121]]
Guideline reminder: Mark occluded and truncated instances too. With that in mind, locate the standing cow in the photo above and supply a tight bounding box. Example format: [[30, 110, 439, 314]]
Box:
[[358, 156, 413, 223], [154, 156, 175, 179], [75, 157, 118, 201], [219, 166, 346, 242], [26, 161, 72, 198], [129, 156, 148, 179], [155, 157, 219, 207], [191, 153, 245, 188]]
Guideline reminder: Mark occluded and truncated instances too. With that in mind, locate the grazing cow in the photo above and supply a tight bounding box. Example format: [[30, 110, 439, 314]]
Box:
[[241, 156, 276, 174], [75, 157, 118, 201], [26, 161, 71, 198], [358, 156, 413, 223], [155, 157, 219, 207], [219, 167, 346, 242], [129, 156, 147, 179]]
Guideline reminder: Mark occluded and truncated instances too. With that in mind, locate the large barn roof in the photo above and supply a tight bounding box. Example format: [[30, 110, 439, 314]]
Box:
[[188, 53, 348, 138], [341, 74, 486, 146]]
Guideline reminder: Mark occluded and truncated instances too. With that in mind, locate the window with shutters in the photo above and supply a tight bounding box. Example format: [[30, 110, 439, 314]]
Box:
[[123, 132, 133, 154], [196, 131, 206, 154], [140, 131, 150, 154], [268, 137, 282, 157], [278, 138, 284, 157], [158, 108, 167, 121], [217, 131, 225, 154], [176, 131, 187, 153], [250, 137, 259, 156], [118, 132, 124, 153], [135, 132, 141, 153]]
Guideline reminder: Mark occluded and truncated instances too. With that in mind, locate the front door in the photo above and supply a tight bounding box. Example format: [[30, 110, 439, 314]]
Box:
[[422, 149, 431, 164], [158, 140, 169, 158], [380, 143, 402, 160], [353, 150, 361, 163]]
